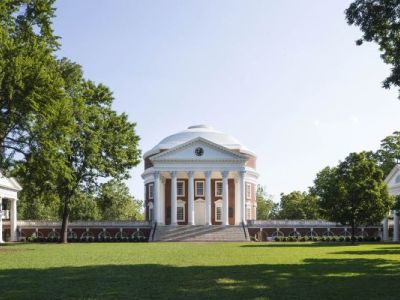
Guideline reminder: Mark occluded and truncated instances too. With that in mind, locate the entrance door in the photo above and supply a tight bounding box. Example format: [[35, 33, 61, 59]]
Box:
[[194, 199, 206, 225]]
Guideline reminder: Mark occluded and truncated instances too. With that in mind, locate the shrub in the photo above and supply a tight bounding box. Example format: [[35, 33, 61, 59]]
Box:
[[339, 236, 345, 242]]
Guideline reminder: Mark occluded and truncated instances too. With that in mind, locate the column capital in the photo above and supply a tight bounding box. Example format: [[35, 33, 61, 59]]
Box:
[[188, 171, 195, 178], [154, 171, 160, 179], [205, 171, 212, 178], [170, 171, 177, 178], [222, 171, 229, 178], [239, 170, 246, 177]]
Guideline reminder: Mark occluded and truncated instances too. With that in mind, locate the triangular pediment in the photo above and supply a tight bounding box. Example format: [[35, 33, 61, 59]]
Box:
[[0, 171, 22, 192], [150, 137, 248, 162], [385, 165, 400, 196]]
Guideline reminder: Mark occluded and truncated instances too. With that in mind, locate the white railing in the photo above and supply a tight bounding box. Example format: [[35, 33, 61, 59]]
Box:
[[248, 220, 338, 227], [16, 220, 151, 228]]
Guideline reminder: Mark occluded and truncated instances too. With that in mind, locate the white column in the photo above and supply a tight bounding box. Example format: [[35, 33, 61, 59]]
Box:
[[0, 197, 3, 243], [383, 217, 389, 241], [239, 170, 246, 225], [153, 171, 161, 224], [393, 210, 399, 242], [159, 176, 165, 225], [10, 198, 17, 241], [234, 176, 240, 225], [171, 171, 177, 226], [222, 171, 229, 226], [205, 171, 212, 225], [188, 171, 195, 225]]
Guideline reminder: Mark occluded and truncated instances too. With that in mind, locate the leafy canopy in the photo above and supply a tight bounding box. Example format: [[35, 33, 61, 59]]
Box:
[[313, 152, 392, 237], [346, 0, 400, 97]]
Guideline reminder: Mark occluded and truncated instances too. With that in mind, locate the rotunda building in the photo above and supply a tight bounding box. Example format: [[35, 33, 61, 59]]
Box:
[[142, 125, 258, 226]]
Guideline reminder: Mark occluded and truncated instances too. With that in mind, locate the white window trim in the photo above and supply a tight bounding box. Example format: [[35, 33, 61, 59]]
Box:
[[246, 183, 252, 199], [195, 181, 205, 197], [177, 180, 185, 197], [177, 199, 186, 222], [215, 199, 223, 222], [148, 183, 154, 199], [215, 180, 223, 197]]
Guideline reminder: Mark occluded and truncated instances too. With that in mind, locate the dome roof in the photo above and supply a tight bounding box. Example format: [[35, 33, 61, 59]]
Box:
[[144, 125, 253, 158]]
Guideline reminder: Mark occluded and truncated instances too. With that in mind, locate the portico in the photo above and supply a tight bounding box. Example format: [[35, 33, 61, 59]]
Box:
[[0, 172, 22, 242], [142, 125, 258, 226]]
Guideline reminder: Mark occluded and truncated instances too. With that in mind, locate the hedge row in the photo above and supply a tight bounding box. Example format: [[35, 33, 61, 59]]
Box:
[[26, 236, 148, 243], [273, 236, 381, 242]]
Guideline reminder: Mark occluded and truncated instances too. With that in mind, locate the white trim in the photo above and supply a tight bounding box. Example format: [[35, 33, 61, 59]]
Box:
[[177, 180, 185, 197], [149, 137, 249, 162], [215, 180, 223, 197], [215, 199, 223, 222], [148, 183, 154, 199], [195, 181, 205, 197]]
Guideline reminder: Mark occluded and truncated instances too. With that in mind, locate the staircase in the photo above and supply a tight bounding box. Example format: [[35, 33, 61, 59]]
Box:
[[152, 225, 249, 242]]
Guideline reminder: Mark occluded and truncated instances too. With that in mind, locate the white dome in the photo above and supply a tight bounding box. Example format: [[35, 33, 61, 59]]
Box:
[[144, 125, 253, 158]]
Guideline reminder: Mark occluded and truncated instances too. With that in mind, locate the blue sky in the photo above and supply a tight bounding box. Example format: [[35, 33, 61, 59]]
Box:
[[53, 0, 399, 201]]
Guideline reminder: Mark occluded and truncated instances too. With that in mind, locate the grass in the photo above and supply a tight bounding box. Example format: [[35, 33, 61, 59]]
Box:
[[1, 242, 400, 299]]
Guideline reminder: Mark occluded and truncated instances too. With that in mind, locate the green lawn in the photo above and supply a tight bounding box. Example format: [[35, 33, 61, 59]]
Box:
[[1, 242, 400, 299]]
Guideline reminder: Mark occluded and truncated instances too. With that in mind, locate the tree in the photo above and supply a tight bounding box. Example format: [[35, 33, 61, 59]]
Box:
[[54, 59, 141, 243], [97, 179, 144, 221], [313, 152, 393, 242], [279, 191, 321, 220], [0, 0, 64, 167], [346, 0, 400, 97], [375, 131, 400, 176], [256, 185, 275, 220]]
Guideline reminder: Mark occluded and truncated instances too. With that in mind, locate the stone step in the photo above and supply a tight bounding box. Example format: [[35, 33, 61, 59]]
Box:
[[153, 225, 249, 242]]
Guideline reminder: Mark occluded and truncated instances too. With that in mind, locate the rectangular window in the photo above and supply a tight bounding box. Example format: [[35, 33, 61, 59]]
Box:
[[246, 207, 252, 220], [216, 206, 222, 222], [246, 183, 252, 199], [195, 181, 205, 197], [177, 207, 184, 221], [215, 181, 223, 197], [148, 183, 154, 199], [177, 181, 185, 197]]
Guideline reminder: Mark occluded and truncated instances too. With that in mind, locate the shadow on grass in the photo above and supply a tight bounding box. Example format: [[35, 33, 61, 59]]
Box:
[[1, 258, 400, 299], [332, 246, 400, 256], [241, 243, 361, 248]]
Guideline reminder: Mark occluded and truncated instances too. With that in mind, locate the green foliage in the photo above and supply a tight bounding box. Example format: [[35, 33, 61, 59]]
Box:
[[279, 191, 321, 220], [313, 152, 393, 238], [97, 179, 144, 221], [374, 131, 400, 177], [256, 185, 275, 220], [0, 2, 142, 240], [346, 0, 400, 96], [69, 192, 100, 221], [0, 0, 64, 167]]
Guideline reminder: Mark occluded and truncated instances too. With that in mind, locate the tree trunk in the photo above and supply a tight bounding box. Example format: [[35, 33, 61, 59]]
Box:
[[60, 198, 70, 243]]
